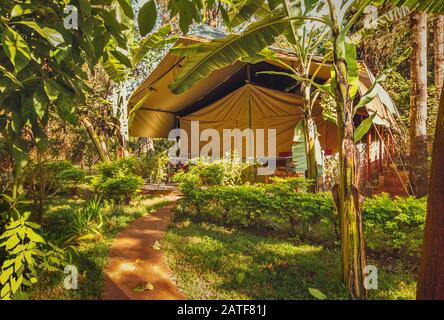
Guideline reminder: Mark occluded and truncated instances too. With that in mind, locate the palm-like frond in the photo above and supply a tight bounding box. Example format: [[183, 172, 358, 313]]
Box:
[[388, 0, 444, 14], [169, 15, 289, 94]]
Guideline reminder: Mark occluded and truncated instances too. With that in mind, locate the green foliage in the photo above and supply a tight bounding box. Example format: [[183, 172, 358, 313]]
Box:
[[65, 196, 104, 244], [138, 0, 157, 37], [93, 159, 144, 204], [24, 160, 85, 195], [174, 159, 256, 189], [0, 0, 135, 173], [0, 211, 67, 300], [363, 193, 426, 257], [145, 151, 169, 185], [95, 157, 139, 178]]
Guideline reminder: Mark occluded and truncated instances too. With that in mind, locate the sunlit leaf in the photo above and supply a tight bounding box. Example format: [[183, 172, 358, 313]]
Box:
[[308, 287, 327, 300], [138, 0, 157, 37], [1, 26, 30, 73], [354, 113, 377, 143]]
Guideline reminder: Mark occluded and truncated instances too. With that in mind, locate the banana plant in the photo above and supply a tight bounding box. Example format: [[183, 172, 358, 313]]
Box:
[[255, 4, 330, 193]]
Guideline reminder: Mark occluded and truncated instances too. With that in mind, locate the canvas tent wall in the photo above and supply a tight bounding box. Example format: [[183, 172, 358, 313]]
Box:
[[179, 83, 338, 160]]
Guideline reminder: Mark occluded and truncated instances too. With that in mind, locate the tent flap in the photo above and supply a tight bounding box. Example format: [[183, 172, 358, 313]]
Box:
[[179, 83, 339, 158]]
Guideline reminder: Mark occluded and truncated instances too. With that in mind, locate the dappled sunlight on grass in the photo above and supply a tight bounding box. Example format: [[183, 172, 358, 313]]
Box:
[[165, 218, 417, 300], [164, 219, 348, 300]]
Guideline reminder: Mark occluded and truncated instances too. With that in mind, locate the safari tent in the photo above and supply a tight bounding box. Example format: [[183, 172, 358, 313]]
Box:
[[128, 26, 399, 179]]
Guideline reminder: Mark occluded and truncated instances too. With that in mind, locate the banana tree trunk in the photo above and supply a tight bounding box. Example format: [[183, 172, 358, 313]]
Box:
[[417, 86, 444, 299], [80, 116, 111, 163], [302, 83, 318, 192], [333, 59, 367, 300]]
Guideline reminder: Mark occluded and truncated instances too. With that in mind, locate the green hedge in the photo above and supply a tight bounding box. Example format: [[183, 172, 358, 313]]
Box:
[[174, 167, 427, 258], [92, 159, 144, 204], [175, 171, 335, 240], [363, 193, 426, 257]]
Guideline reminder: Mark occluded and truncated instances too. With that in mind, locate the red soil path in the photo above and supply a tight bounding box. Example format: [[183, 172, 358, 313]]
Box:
[[102, 201, 186, 300]]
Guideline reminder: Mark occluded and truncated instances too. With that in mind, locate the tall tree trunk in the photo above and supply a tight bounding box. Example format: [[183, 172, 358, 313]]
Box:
[[434, 15, 444, 98], [417, 85, 444, 300], [409, 11, 429, 198], [80, 116, 111, 163], [302, 83, 318, 192]]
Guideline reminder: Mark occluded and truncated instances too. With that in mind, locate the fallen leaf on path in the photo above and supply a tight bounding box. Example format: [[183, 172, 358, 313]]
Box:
[[133, 282, 155, 293], [151, 240, 161, 250]]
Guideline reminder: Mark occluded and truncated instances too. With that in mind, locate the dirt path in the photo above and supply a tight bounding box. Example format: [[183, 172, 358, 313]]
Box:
[[102, 200, 186, 300]]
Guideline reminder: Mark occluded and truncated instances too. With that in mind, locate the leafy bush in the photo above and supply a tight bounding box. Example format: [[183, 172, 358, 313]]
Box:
[[363, 193, 426, 257], [24, 160, 85, 195], [95, 158, 139, 178], [174, 159, 257, 189], [93, 159, 144, 204], [65, 195, 104, 244], [146, 151, 169, 185]]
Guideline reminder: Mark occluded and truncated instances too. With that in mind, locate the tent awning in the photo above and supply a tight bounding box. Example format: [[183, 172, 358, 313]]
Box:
[[128, 27, 399, 138]]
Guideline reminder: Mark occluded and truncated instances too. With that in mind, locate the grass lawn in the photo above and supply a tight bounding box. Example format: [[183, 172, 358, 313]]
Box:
[[164, 219, 417, 300], [28, 191, 174, 300]]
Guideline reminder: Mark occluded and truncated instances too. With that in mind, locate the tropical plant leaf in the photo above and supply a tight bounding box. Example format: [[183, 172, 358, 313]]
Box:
[[1, 26, 31, 73], [169, 15, 289, 94], [33, 88, 48, 120], [354, 113, 377, 143], [344, 40, 359, 100], [43, 79, 62, 103], [138, 0, 157, 37], [257, 70, 333, 96], [55, 90, 78, 125], [116, 0, 134, 19], [228, 0, 267, 27], [131, 25, 176, 66], [387, 0, 444, 14], [12, 140, 28, 173], [281, 0, 303, 44], [0, 65, 23, 87], [353, 47, 411, 115], [14, 21, 65, 47], [110, 49, 132, 68], [101, 51, 126, 82], [351, 6, 411, 44]]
